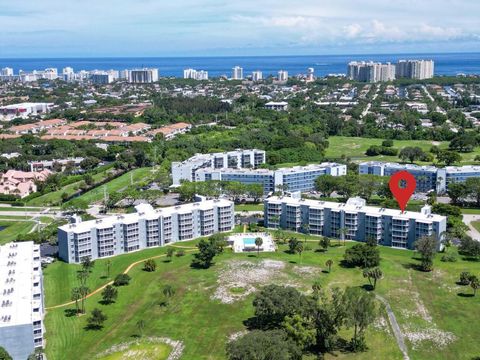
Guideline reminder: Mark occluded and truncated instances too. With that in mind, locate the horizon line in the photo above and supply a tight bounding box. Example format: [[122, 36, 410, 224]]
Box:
[[0, 50, 479, 60]]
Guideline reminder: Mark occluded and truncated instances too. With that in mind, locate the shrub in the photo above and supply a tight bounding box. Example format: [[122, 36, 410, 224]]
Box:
[[459, 271, 472, 285], [440, 254, 457, 262], [175, 250, 185, 257], [113, 273, 131, 286]]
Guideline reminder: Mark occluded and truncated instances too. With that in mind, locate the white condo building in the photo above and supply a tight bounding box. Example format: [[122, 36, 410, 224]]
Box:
[[171, 149, 266, 186], [126, 68, 159, 83], [252, 71, 263, 81], [0, 242, 45, 359], [347, 61, 395, 82], [58, 199, 235, 263], [265, 195, 446, 250], [195, 163, 347, 194], [359, 161, 480, 194], [278, 70, 289, 82], [232, 66, 243, 80], [1, 67, 13, 76], [397, 60, 434, 79], [183, 68, 208, 80]]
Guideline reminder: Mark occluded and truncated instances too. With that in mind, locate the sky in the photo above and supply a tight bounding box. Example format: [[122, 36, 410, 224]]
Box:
[[0, 0, 479, 57]]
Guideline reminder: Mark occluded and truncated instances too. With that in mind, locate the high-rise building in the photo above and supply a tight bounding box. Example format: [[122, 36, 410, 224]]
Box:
[[278, 70, 288, 82], [43, 68, 58, 80], [252, 71, 263, 81], [232, 66, 243, 80], [264, 196, 446, 250], [58, 199, 235, 263], [396, 60, 434, 79], [307, 67, 315, 81], [347, 61, 395, 82], [0, 242, 45, 359], [62, 67, 74, 82], [90, 71, 115, 84], [1, 67, 13, 76], [127, 68, 159, 83], [184, 68, 208, 80]]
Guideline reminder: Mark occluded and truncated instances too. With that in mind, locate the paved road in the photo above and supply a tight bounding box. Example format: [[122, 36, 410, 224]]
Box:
[[462, 214, 480, 241], [376, 294, 410, 360]]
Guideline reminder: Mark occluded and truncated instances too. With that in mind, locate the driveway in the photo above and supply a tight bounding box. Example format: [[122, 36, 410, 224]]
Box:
[[462, 214, 480, 241]]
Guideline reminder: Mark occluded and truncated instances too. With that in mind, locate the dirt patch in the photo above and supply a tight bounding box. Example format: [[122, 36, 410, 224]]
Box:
[[228, 330, 248, 342], [373, 315, 391, 335], [96, 337, 184, 360], [292, 265, 320, 275], [212, 259, 287, 304]]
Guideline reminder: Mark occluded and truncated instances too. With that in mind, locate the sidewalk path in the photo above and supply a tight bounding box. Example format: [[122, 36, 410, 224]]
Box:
[[376, 294, 410, 360], [462, 214, 480, 241]]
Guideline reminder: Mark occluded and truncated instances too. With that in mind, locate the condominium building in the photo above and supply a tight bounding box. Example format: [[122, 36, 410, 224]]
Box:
[[232, 66, 243, 80], [90, 70, 118, 84], [127, 68, 159, 83], [194, 163, 346, 194], [183, 68, 209, 80], [264, 101, 288, 111], [0, 242, 45, 359], [0, 102, 54, 121], [445, 165, 480, 188], [359, 161, 446, 193], [264, 195, 446, 250], [278, 70, 289, 82], [58, 199, 234, 263], [396, 60, 434, 79], [252, 71, 263, 81], [171, 149, 266, 186], [1, 67, 13, 76], [347, 61, 395, 82]]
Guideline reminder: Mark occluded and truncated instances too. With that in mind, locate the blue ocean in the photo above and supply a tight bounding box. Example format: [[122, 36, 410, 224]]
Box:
[[0, 52, 479, 77]]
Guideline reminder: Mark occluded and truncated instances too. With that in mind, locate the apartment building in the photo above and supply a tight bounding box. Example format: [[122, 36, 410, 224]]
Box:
[[58, 199, 234, 263], [232, 66, 243, 80], [0, 242, 45, 359], [183, 68, 209, 80], [397, 60, 434, 79], [194, 163, 346, 194], [264, 196, 446, 250], [28, 157, 85, 172], [359, 161, 480, 194], [171, 149, 266, 186], [359, 161, 446, 193], [252, 71, 263, 81], [126, 68, 159, 83], [347, 61, 395, 82], [0, 103, 54, 121]]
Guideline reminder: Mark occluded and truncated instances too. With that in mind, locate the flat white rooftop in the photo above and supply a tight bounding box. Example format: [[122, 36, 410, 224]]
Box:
[[0, 241, 41, 328], [266, 196, 445, 223]]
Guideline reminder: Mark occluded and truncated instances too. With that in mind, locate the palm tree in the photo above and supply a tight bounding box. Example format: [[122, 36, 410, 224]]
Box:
[[163, 284, 175, 299], [71, 287, 81, 314], [339, 227, 348, 246], [105, 260, 112, 278], [79, 285, 90, 314], [362, 267, 383, 290], [296, 242, 304, 264], [325, 259, 333, 273], [312, 281, 322, 300], [255, 237, 263, 257], [136, 320, 146, 337], [471, 276, 480, 297], [301, 223, 310, 244]]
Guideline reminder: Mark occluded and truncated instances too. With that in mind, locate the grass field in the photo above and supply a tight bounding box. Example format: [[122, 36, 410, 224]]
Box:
[[44, 234, 480, 360], [461, 208, 480, 214], [234, 204, 263, 212], [0, 207, 43, 212], [0, 220, 35, 244], [27, 166, 117, 207], [325, 136, 480, 164], [65, 167, 156, 208], [471, 221, 480, 233]]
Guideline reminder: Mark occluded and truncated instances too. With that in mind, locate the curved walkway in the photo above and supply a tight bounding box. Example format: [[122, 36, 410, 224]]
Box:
[[376, 294, 410, 360], [46, 247, 197, 310]]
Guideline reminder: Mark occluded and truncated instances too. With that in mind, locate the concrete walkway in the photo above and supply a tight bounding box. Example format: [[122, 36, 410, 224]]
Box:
[[376, 294, 410, 360], [462, 214, 480, 241]]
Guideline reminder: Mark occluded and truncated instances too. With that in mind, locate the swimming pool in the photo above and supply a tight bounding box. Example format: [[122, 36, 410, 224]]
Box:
[[243, 237, 257, 246]]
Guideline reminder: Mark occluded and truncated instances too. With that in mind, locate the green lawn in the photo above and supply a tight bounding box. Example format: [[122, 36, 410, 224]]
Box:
[[0, 220, 35, 244], [234, 204, 263, 212], [65, 167, 156, 208], [44, 234, 480, 360], [325, 136, 480, 164], [471, 221, 480, 233], [0, 207, 43, 212], [27, 166, 117, 207], [461, 208, 480, 215]]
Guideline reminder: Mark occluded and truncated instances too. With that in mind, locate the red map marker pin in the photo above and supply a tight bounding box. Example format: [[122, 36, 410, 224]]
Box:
[[389, 170, 416, 212]]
